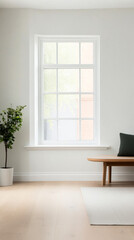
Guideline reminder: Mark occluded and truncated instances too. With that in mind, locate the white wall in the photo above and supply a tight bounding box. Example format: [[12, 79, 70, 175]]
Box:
[[0, 9, 134, 181]]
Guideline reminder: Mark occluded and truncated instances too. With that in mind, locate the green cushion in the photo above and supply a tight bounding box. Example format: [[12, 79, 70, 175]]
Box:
[[118, 133, 134, 156]]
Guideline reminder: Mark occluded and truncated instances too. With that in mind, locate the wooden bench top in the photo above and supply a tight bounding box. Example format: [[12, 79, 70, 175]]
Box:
[[88, 156, 134, 163]]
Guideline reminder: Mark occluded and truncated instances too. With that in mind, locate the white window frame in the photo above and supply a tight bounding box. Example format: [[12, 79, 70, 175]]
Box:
[[31, 35, 100, 146]]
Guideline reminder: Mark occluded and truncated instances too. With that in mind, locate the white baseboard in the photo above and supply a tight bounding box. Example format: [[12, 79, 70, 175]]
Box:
[[13, 172, 134, 182]]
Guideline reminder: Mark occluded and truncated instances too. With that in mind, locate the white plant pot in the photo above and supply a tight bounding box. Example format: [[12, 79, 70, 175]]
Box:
[[0, 168, 14, 187]]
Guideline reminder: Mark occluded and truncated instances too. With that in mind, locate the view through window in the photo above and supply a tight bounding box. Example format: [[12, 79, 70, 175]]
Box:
[[38, 36, 100, 145]]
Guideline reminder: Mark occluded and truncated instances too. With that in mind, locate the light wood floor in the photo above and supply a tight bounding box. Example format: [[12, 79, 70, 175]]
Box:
[[0, 181, 134, 240]]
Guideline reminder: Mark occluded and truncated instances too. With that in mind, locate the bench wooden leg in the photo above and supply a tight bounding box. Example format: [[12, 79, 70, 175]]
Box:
[[103, 162, 107, 186], [108, 166, 112, 184]]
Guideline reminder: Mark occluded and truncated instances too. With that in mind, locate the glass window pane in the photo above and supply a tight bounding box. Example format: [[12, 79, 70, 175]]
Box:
[[58, 69, 79, 92], [58, 43, 79, 64], [44, 69, 56, 92], [81, 69, 93, 92], [43, 42, 56, 64], [81, 94, 93, 118], [44, 120, 57, 140], [44, 95, 56, 118], [58, 94, 79, 118], [81, 42, 93, 64], [59, 120, 79, 140], [81, 120, 93, 141]]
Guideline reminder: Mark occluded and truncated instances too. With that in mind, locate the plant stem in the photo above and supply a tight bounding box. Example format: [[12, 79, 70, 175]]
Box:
[[4, 143, 8, 168]]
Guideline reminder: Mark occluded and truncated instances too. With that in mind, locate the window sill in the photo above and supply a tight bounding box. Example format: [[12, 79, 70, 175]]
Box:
[[24, 145, 110, 150]]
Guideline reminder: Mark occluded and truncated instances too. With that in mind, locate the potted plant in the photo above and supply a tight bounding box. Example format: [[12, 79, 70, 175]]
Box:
[[0, 105, 26, 186]]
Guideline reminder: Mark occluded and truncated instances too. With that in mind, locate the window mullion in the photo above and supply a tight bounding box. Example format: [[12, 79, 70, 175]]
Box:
[[40, 41, 44, 144], [43, 118, 94, 120], [43, 92, 94, 95], [56, 42, 59, 141], [79, 42, 81, 141], [43, 64, 95, 69]]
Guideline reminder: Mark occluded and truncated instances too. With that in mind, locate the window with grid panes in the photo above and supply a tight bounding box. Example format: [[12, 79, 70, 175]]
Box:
[[38, 36, 100, 145]]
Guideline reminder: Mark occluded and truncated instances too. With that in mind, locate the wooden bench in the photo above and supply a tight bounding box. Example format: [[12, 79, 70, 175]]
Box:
[[88, 156, 134, 186]]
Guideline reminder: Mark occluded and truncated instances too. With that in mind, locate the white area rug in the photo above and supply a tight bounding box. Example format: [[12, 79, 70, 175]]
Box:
[[81, 187, 134, 225]]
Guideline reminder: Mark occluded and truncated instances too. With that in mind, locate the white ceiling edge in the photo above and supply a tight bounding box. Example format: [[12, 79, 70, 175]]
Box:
[[0, 0, 134, 9]]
